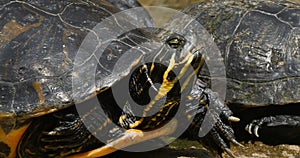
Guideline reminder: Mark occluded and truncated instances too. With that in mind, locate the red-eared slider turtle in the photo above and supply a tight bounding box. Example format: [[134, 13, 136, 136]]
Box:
[[0, 0, 241, 158], [183, 0, 300, 144]]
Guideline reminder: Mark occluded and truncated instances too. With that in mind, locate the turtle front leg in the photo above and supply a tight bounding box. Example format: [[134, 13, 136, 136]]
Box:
[[185, 79, 242, 157], [66, 119, 178, 158], [246, 115, 300, 137]]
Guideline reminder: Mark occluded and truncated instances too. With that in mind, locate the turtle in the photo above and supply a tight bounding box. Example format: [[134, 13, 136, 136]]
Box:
[[0, 0, 242, 158], [181, 0, 300, 145]]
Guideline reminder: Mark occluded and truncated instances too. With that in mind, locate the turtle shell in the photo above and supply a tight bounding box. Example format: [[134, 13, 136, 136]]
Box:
[[186, 0, 300, 106], [0, 1, 154, 156], [0, 0, 152, 119]]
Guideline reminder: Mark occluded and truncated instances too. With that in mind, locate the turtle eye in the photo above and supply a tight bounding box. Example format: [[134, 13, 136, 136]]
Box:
[[166, 34, 186, 49]]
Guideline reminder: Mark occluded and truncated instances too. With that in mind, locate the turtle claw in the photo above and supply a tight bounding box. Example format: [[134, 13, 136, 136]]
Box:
[[203, 112, 241, 157], [245, 118, 267, 137], [245, 123, 253, 135], [228, 116, 240, 122], [254, 125, 260, 137], [246, 123, 261, 137], [246, 123, 260, 137], [231, 138, 244, 147], [185, 80, 242, 156], [225, 148, 237, 158], [246, 115, 300, 138], [196, 88, 241, 157]]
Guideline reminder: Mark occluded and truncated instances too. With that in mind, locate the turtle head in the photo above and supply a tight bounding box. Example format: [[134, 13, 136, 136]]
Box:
[[143, 8, 225, 87], [146, 31, 204, 79]]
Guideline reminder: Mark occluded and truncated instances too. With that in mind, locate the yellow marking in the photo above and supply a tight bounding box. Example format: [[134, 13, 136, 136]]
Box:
[[26, 108, 58, 119], [178, 51, 192, 65], [156, 121, 164, 126], [131, 55, 144, 71], [199, 98, 207, 105], [164, 102, 178, 118], [120, 115, 126, 120], [0, 123, 30, 158], [129, 50, 204, 129], [187, 95, 193, 100], [0, 112, 14, 118], [130, 53, 177, 129], [32, 82, 45, 104], [93, 118, 112, 135], [129, 119, 143, 128], [0, 16, 44, 46], [158, 46, 171, 62], [150, 46, 164, 73], [181, 55, 205, 92], [150, 62, 155, 74], [66, 119, 177, 158], [119, 115, 127, 127], [129, 51, 203, 129], [178, 54, 195, 80], [79, 107, 112, 135]]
